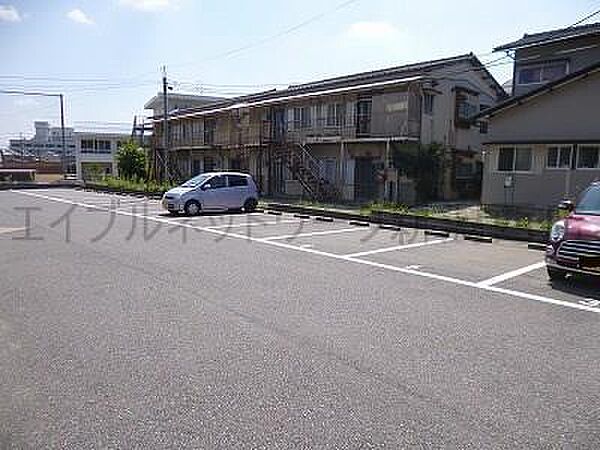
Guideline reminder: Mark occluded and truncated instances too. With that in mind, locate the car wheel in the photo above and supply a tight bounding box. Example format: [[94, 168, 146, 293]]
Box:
[[547, 266, 566, 281], [243, 198, 258, 213], [184, 200, 201, 216]]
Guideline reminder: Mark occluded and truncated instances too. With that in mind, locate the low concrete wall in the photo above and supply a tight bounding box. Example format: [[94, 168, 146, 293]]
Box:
[[266, 202, 549, 244]]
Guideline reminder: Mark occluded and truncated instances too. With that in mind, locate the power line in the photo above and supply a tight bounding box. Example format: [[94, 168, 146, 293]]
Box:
[[570, 7, 600, 27], [0, 74, 155, 84], [169, 0, 362, 70]]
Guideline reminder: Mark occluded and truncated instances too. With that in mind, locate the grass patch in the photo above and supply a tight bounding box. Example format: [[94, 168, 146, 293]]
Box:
[[91, 177, 176, 194]]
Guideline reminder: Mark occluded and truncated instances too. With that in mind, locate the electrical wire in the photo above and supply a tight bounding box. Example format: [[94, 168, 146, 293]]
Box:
[[570, 7, 600, 27]]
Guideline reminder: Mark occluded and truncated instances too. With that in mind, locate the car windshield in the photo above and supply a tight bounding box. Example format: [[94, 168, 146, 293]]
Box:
[[181, 174, 212, 188], [576, 185, 600, 215]]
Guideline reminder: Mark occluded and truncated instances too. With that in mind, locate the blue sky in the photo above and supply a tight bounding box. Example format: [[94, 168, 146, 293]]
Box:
[[0, 0, 597, 146]]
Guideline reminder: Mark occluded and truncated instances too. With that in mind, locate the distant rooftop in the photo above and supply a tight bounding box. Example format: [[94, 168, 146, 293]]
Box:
[[144, 93, 226, 110], [495, 21, 600, 51]]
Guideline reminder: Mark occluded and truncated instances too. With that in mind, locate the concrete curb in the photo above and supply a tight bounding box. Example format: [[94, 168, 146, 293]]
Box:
[[0, 181, 82, 190], [464, 235, 493, 244], [266, 202, 550, 244], [425, 230, 450, 238], [315, 216, 334, 223]]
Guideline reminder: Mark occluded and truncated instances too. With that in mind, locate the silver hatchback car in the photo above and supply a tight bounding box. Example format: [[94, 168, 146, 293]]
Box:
[[162, 172, 259, 216]]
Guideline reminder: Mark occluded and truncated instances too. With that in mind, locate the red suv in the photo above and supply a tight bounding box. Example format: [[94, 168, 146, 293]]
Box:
[[546, 182, 600, 281]]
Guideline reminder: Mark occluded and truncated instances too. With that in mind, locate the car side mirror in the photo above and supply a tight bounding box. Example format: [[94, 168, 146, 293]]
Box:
[[558, 200, 575, 212], [201, 183, 211, 191]]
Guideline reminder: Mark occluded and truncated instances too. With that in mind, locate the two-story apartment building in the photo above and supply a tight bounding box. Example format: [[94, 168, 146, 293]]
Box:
[[153, 53, 505, 203], [478, 22, 600, 209]]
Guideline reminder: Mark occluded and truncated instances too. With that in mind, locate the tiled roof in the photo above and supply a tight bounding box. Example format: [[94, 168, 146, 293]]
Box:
[[494, 21, 600, 51], [163, 53, 504, 120]]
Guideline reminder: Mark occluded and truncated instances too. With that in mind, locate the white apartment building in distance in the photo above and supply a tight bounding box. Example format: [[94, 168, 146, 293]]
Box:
[[75, 131, 131, 181]]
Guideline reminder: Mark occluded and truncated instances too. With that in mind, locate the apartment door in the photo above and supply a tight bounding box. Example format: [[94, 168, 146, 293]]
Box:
[[192, 159, 202, 176], [272, 108, 286, 144], [354, 157, 377, 201], [203, 156, 216, 173]]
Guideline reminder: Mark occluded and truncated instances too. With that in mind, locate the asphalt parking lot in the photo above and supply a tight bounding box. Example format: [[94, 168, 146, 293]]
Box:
[[1, 188, 599, 448]]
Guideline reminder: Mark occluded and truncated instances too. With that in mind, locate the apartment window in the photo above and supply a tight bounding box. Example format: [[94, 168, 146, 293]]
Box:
[[315, 103, 325, 127], [497, 147, 533, 172], [204, 118, 216, 145], [478, 121, 488, 134], [577, 146, 600, 169], [356, 99, 372, 135], [423, 93, 434, 115], [518, 61, 568, 85], [293, 107, 302, 129], [301, 106, 312, 128], [97, 140, 111, 152], [326, 103, 345, 127], [455, 90, 478, 128], [547, 145, 572, 169], [81, 139, 94, 150]]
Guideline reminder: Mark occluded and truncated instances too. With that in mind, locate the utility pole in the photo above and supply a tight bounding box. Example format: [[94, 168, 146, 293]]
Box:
[[162, 66, 169, 182], [60, 94, 67, 176], [20, 132, 24, 168]]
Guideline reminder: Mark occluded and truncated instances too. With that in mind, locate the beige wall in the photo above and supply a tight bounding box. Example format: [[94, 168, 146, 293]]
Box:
[[482, 69, 600, 207], [482, 144, 600, 207], [486, 70, 600, 143]]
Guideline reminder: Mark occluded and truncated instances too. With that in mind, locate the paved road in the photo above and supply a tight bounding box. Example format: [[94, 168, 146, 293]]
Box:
[[1, 189, 599, 448]]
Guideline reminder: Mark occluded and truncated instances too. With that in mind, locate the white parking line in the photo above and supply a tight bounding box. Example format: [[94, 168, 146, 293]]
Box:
[[343, 238, 454, 258], [262, 227, 364, 241], [207, 219, 305, 229], [0, 227, 26, 235], [13, 190, 600, 315], [476, 261, 546, 287]]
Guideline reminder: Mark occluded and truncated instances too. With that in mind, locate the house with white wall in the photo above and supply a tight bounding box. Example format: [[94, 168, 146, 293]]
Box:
[[75, 132, 130, 181]]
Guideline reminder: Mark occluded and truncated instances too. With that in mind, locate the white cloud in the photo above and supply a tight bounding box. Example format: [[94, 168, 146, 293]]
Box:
[[119, 0, 177, 12], [0, 5, 22, 22], [67, 8, 94, 25], [344, 21, 400, 41]]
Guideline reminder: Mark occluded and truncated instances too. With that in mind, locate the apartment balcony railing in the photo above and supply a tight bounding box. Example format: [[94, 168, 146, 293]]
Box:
[[156, 108, 421, 151]]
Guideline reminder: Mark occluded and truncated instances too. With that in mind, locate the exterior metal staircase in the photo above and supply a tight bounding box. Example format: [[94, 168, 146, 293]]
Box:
[[274, 143, 340, 201]]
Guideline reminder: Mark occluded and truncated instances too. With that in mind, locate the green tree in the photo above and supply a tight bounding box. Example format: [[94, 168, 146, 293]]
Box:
[[116, 141, 146, 180]]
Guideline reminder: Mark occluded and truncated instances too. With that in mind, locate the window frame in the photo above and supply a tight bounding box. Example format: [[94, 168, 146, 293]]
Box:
[[546, 145, 573, 170], [227, 174, 248, 188], [517, 60, 569, 86], [207, 174, 227, 189], [495, 146, 534, 173], [576, 145, 600, 170], [423, 93, 434, 115], [326, 102, 346, 128]]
